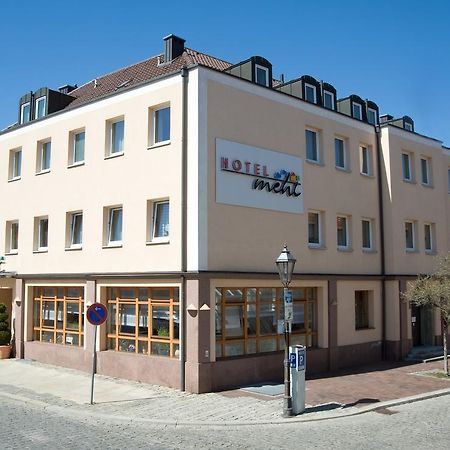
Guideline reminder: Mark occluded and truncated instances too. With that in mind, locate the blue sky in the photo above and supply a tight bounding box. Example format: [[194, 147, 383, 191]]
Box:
[[1, 0, 449, 145]]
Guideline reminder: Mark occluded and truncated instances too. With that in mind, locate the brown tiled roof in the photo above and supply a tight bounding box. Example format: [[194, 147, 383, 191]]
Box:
[[66, 48, 232, 109]]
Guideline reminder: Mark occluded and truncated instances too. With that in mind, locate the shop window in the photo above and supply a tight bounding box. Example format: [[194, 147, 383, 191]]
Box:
[[8, 148, 22, 181], [355, 290, 372, 330], [106, 286, 179, 358], [33, 286, 84, 346], [215, 287, 318, 358]]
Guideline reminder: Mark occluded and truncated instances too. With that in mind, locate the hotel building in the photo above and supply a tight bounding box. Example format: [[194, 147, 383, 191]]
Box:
[[1, 35, 449, 392]]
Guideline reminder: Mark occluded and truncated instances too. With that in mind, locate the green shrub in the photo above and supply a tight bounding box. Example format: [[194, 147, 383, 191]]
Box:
[[0, 303, 11, 346]]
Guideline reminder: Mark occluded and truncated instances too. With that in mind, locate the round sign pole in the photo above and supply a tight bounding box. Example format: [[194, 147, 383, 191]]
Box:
[[86, 303, 108, 405]]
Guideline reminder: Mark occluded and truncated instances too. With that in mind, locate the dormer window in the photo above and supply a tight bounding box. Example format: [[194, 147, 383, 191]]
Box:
[[304, 83, 317, 103], [20, 102, 31, 124], [255, 64, 269, 87], [352, 103, 363, 120], [323, 91, 335, 109], [367, 108, 378, 125], [35, 96, 46, 119], [404, 122, 413, 132]]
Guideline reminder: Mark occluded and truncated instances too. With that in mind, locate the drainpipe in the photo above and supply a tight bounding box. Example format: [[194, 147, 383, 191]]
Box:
[[180, 65, 189, 391], [375, 125, 387, 359]]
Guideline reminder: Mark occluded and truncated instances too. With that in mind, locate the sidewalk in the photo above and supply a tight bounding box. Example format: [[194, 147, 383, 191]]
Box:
[[1, 359, 450, 425]]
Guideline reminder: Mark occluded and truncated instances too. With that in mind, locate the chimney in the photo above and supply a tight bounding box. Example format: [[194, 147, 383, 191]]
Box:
[[163, 34, 186, 63]]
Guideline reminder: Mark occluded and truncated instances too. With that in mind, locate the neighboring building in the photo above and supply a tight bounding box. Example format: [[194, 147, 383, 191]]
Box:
[[0, 35, 449, 393]]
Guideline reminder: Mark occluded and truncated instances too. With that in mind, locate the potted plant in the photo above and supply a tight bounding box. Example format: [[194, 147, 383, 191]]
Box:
[[0, 303, 12, 359]]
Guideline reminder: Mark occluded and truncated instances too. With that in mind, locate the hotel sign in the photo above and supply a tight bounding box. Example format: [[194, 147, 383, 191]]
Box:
[[216, 139, 303, 214]]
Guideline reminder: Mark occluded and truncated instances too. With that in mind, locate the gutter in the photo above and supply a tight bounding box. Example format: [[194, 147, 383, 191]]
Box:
[[180, 65, 189, 391], [375, 125, 387, 359]]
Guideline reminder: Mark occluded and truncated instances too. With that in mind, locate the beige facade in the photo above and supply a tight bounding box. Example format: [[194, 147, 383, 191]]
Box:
[[1, 39, 449, 392]]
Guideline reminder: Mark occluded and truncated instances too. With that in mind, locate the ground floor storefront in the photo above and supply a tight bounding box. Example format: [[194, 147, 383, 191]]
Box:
[[1, 273, 445, 393]]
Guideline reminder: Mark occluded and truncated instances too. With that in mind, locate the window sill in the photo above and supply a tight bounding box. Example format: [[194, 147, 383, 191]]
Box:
[[355, 327, 375, 331], [425, 250, 437, 255], [33, 249, 48, 254], [36, 169, 50, 176], [104, 152, 124, 160], [337, 247, 353, 252], [406, 248, 418, 253], [68, 161, 85, 169], [362, 248, 377, 254], [308, 244, 326, 250], [335, 166, 351, 173], [65, 246, 82, 251], [360, 172, 374, 178], [305, 159, 323, 167], [148, 140, 171, 150], [8, 176, 21, 183], [146, 239, 170, 246], [5, 251, 18, 256], [402, 178, 416, 184], [421, 182, 434, 189], [102, 243, 123, 249]]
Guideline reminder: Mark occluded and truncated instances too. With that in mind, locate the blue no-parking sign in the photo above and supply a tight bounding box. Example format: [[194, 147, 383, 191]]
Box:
[[87, 303, 108, 326]]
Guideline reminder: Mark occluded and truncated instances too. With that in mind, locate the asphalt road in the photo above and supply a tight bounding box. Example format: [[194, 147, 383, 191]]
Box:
[[2, 393, 450, 449]]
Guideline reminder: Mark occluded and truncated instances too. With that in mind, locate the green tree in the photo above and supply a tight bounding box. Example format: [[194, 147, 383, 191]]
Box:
[[404, 255, 450, 376]]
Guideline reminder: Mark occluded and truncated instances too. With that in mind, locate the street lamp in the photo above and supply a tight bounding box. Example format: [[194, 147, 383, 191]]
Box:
[[276, 243, 297, 418]]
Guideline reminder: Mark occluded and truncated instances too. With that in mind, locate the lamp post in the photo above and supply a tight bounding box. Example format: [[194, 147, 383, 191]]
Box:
[[276, 243, 297, 418]]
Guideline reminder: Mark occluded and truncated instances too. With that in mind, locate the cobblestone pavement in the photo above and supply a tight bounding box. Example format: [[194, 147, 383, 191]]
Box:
[[2, 390, 450, 449]]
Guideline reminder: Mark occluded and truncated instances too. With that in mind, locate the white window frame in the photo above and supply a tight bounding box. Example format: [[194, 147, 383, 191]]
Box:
[[152, 105, 171, 146], [37, 140, 51, 174], [305, 128, 320, 163], [337, 215, 350, 250], [323, 90, 335, 110], [335, 137, 347, 170], [6, 221, 19, 254], [107, 207, 123, 246], [362, 219, 373, 251], [424, 223, 435, 254], [9, 148, 22, 180], [308, 211, 323, 248], [254, 64, 269, 87], [402, 152, 412, 181], [20, 102, 30, 124], [367, 108, 378, 125], [151, 200, 170, 243], [352, 103, 363, 120], [37, 217, 49, 252], [68, 212, 83, 249], [34, 96, 46, 120], [420, 157, 431, 186], [360, 145, 371, 176], [404, 122, 413, 132], [304, 83, 317, 103], [106, 118, 125, 157], [69, 129, 86, 166], [405, 221, 416, 252]]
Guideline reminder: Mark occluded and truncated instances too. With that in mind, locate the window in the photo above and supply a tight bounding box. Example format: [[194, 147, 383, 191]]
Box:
[[34, 216, 49, 251], [255, 64, 269, 87], [402, 152, 412, 181], [337, 216, 350, 249], [69, 130, 85, 165], [304, 83, 317, 103], [404, 122, 413, 132], [150, 200, 169, 242], [308, 212, 322, 247], [107, 118, 124, 156], [355, 291, 371, 330], [67, 212, 83, 249], [34, 96, 46, 119], [5, 221, 19, 254], [305, 129, 319, 162], [352, 103, 362, 120], [106, 207, 123, 246], [215, 287, 318, 358], [36, 141, 51, 173], [405, 221, 416, 251], [424, 223, 435, 253], [107, 287, 179, 357], [420, 157, 431, 185], [362, 219, 373, 250], [360, 145, 371, 176], [20, 102, 31, 124], [9, 148, 22, 180], [367, 108, 378, 125], [153, 106, 171, 145], [335, 138, 346, 169], [323, 91, 334, 110], [448, 169, 450, 193], [33, 287, 84, 346]]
